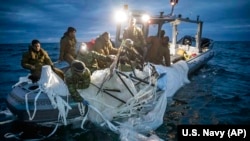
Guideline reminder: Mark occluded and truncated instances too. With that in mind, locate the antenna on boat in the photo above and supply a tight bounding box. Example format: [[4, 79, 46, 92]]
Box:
[[169, 0, 178, 16]]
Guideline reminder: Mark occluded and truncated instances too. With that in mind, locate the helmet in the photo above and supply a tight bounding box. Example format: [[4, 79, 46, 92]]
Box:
[[71, 60, 86, 73], [124, 39, 133, 48]]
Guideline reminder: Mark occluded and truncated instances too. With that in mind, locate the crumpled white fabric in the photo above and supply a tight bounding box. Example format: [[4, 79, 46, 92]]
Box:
[[78, 60, 190, 141], [38, 65, 72, 125]]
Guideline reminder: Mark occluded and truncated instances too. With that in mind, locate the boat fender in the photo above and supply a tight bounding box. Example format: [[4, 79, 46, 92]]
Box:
[[82, 99, 89, 106]]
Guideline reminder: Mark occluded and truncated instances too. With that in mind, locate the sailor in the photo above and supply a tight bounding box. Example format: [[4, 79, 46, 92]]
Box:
[[58, 27, 77, 65], [76, 42, 115, 74], [123, 17, 147, 57], [92, 32, 118, 68], [119, 39, 144, 71], [161, 36, 171, 66], [64, 60, 91, 102], [146, 30, 171, 66], [21, 39, 64, 82]]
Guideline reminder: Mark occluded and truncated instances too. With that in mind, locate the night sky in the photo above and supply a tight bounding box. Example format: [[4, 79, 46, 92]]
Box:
[[0, 0, 249, 44]]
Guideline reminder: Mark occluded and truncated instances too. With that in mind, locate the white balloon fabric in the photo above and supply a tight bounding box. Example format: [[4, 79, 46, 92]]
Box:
[[38, 65, 71, 125], [78, 60, 190, 140]]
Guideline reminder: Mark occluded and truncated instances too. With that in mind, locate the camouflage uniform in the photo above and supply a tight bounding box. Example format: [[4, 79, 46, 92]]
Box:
[[21, 46, 64, 82], [119, 44, 143, 71], [65, 61, 91, 102], [123, 26, 146, 55], [92, 35, 118, 68], [76, 51, 112, 74], [59, 33, 77, 65]]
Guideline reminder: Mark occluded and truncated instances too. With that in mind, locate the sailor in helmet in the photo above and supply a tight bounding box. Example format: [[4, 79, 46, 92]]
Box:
[[64, 59, 91, 102], [76, 42, 115, 74], [119, 39, 144, 71]]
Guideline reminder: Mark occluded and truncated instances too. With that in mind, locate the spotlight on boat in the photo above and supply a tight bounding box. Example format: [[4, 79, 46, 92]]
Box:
[[170, 0, 178, 6], [114, 10, 128, 23], [141, 14, 150, 22]]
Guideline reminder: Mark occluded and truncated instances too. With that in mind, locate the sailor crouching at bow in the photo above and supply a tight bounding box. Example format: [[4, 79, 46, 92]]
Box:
[[64, 60, 91, 102]]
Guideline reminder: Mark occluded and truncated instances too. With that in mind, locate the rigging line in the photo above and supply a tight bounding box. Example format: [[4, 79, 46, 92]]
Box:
[[103, 89, 126, 104], [96, 72, 108, 95], [25, 88, 41, 120], [116, 70, 134, 97], [90, 83, 126, 104], [91, 82, 121, 92], [134, 64, 157, 86], [96, 45, 123, 96], [129, 74, 155, 87]]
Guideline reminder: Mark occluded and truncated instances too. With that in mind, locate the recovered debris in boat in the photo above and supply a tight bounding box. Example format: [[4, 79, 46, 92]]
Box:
[[5, 0, 214, 140]]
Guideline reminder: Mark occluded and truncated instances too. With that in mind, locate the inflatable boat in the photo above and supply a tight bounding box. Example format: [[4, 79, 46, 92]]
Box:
[[4, 1, 214, 140]]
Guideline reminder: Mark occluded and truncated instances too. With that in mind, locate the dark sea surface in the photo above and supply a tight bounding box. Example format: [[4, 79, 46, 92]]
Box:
[[0, 41, 250, 141]]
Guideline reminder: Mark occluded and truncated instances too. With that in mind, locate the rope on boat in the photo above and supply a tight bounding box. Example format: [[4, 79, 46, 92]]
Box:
[[24, 84, 71, 125], [0, 109, 16, 125], [78, 102, 86, 116], [25, 87, 41, 120], [80, 100, 89, 130]]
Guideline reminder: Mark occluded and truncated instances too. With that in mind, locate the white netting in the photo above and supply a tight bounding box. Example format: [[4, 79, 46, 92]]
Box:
[[21, 65, 71, 125], [78, 60, 190, 140]]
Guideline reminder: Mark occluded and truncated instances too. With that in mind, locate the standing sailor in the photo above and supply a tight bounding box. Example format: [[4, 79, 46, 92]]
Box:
[[123, 17, 147, 57], [92, 32, 118, 68]]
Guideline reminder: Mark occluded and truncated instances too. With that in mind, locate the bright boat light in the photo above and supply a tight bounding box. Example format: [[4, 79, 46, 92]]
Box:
[[114, 10, 127, 23], [141, 14, 150, 22], [170, 0, 178, 6], [79, 42, 87, 53]]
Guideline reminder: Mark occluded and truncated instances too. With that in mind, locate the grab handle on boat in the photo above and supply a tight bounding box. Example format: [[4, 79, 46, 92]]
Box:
[[82, 100, 89, 106]]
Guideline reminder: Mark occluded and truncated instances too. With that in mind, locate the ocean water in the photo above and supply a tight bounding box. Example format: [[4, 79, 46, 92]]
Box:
[[0, 41, 249, 140]]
